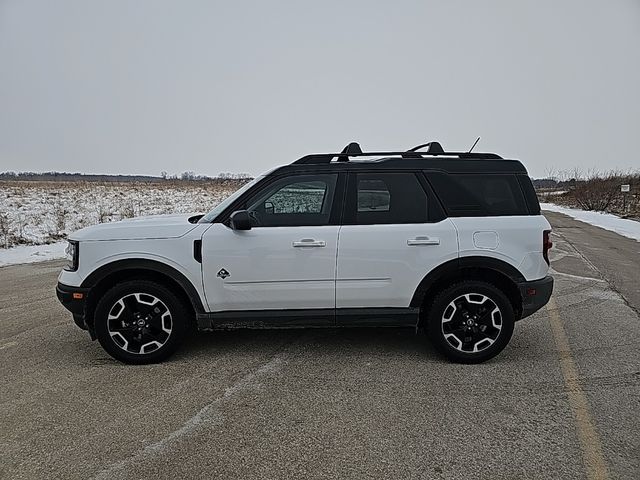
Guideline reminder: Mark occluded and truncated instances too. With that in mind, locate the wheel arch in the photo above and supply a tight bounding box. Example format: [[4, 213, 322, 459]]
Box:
[[81, 259, 205, 330], [411, 257, 524, 323]]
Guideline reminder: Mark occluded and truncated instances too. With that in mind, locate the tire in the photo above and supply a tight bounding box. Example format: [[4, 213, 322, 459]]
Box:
[[94, 280, 189, 364], [426, 280, 515, 364]]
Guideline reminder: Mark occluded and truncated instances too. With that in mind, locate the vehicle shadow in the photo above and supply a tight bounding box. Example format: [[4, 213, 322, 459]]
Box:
[[176, 327, 442, 364], [177, 322, 549, 366], [57, 321, 545, 368]]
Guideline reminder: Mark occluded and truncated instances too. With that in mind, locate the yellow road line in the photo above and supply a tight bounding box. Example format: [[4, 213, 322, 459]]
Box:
[[547, 297, 609, 480]]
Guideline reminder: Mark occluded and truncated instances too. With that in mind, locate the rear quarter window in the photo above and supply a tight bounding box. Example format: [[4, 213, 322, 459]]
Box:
[[427, 172, 530, 217]]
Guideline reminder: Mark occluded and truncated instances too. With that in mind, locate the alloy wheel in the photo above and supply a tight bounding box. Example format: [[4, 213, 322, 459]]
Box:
[[441, 293, 502, 353], [107, 293, 173, 355]]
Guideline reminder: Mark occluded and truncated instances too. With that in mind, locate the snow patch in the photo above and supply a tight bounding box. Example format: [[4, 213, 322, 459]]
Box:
[[541, 203, 640, 242], [0, 242, 66, 267]]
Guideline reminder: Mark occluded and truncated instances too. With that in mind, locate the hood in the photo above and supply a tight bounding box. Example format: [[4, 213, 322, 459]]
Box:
[[70, 213, 202, 241]]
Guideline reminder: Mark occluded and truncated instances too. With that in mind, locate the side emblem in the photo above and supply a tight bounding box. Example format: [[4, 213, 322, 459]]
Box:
[[217, 268, 230, 279]]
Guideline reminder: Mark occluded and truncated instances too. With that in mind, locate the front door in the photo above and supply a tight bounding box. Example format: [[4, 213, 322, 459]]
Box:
[[201, 173, 341, 317]]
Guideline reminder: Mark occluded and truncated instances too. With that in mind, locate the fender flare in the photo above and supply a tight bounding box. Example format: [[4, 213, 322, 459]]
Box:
[[410, 256, 525, 308], [81, 258, 206, 313]]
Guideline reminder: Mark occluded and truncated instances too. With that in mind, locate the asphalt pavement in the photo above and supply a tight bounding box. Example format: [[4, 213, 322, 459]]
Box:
[[1, 212, 638, 480]]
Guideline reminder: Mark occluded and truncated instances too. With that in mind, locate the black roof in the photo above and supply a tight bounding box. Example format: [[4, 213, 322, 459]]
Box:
[[283, 142, 527, 174]]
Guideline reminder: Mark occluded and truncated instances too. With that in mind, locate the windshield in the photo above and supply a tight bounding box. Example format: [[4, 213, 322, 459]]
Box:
[[199, 176, 264, 223]]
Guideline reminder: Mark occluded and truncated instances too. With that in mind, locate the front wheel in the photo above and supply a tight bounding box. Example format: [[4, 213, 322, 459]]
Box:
[[94, 280, 189, 364], [426, 281, 515, 364]]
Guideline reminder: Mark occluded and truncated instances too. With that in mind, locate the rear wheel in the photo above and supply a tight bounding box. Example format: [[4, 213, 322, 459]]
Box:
[[426, 280, 515, 363], [94, 280, 189, 364]]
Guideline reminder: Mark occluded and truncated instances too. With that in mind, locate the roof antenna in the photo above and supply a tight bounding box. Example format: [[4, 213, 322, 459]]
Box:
[[467, 137, 480, 153], [468, 136, 481, 153]]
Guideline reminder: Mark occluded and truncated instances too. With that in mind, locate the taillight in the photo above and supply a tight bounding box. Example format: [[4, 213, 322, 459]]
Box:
[[543, 230, 552, 265]]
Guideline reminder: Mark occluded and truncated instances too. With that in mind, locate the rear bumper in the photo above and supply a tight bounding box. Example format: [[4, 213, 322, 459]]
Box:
[[56, 282, 89, 316], [518, 275, 554, 320]]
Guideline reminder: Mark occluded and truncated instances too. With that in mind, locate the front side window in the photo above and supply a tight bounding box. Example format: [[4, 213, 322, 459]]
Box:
[[245, 174, 338, 227], [350, 172, 429, 225]]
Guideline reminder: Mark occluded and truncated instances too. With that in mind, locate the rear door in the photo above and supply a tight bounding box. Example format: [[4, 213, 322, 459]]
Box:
[[201, 172, 343, 317], [336, 171, 458, 313]]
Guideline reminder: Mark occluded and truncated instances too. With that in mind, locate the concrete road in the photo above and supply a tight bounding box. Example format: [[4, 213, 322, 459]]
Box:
[[1, 213, 638, 480], [544, 211, 640, 314]]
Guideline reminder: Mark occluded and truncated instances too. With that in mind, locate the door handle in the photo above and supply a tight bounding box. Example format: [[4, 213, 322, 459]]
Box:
[[407, 236, 440, 246], [293, 239, 326, 248]]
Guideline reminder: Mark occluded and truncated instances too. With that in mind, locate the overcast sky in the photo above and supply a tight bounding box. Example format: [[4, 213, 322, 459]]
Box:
[[1, 0, 639, 178]]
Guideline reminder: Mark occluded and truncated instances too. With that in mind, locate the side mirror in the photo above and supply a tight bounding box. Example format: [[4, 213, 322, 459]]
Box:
[[230, 210, 252, 230]]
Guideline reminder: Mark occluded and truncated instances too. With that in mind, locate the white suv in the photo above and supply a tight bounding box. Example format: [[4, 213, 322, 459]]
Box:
[[56, 142, 553, 364]]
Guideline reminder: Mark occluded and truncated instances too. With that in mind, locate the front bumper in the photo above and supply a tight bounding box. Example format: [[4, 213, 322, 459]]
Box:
[[56, 282, 90, 316], [518, 275, 554, 320]]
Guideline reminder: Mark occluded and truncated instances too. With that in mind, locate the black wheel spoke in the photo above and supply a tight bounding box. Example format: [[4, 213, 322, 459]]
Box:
[[475, 311, 492, 327], [122, 295, 139, 314], [147, 303, 168, 322]]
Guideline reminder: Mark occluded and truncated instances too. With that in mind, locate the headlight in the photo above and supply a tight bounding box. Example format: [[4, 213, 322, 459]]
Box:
[[64, 240, 79, 271]]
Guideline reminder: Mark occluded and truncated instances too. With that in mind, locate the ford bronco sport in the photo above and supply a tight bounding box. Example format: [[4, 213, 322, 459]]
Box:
[[56, 142, 553, 364]]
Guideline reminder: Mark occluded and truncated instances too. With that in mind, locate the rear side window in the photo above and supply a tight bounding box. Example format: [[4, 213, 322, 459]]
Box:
[[348, 172, 429, 224], [358, 178, 391, 212], [427, 172, 529, 217]]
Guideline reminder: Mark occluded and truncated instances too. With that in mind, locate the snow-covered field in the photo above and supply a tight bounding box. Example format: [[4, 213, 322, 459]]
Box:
[[541, 202, 640, 242], [0, 180, 244, 264]]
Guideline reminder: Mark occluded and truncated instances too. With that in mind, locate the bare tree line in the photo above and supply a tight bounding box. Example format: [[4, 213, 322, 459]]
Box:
[[1, 171, 253, 183], [538, 168, 639, 216]]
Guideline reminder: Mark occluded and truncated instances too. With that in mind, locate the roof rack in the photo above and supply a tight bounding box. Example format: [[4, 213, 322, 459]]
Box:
[[293, 141, 502, 164]]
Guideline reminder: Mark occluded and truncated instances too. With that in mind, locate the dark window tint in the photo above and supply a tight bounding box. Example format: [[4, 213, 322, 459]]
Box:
[[358, 179, 390, 212], [352, 173, 428, 224], [245, 174, 338, 227], [517, 174, 541, 215], [428, 172, 528, 216]]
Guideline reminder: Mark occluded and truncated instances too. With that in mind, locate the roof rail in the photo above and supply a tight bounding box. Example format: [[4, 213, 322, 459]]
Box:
[[293, 142, 502, 164], [406, 142, 445, 155]]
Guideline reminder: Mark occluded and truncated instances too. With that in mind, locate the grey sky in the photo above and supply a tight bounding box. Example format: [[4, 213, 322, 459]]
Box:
[[1, 0, 639, 178]]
